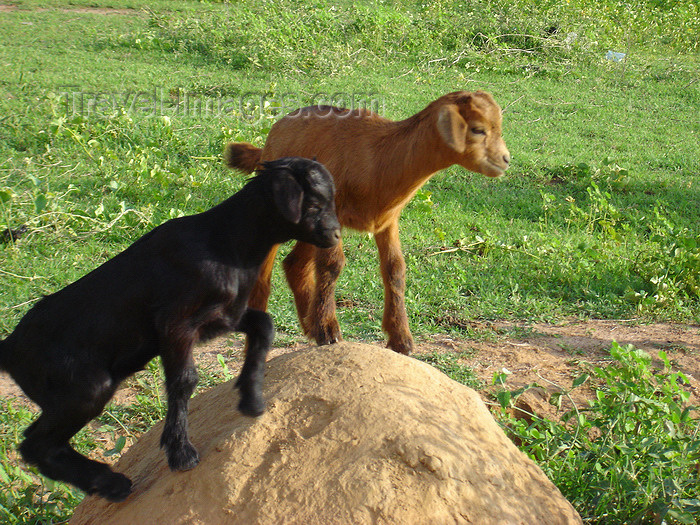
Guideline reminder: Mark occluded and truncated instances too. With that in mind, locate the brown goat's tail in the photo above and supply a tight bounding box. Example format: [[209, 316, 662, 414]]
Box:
[[223, 142, 263, 174]]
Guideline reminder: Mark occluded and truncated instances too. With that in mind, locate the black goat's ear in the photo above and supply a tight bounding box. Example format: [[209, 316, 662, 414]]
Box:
[[272, 174, 303, 224]]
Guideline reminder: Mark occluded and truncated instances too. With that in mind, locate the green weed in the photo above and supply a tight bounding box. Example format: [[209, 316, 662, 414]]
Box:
[[494, 342, 700, 524], [414, 351, 482, 389], [0, 400, 84, 523], [628, 207, 700, 313]]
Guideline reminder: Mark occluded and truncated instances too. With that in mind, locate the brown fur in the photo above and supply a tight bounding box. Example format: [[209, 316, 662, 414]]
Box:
[[223, 141, 263, 173], [225, 91, 510, 355]]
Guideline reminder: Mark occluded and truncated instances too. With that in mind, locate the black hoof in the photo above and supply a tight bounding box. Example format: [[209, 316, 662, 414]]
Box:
[[167, 442, 200, 472], [90, 471, 133, 502], [238, 396, 265, 417]]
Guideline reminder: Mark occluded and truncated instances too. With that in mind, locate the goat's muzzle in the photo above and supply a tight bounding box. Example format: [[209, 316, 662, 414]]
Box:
[[316, 227, 341, 249]]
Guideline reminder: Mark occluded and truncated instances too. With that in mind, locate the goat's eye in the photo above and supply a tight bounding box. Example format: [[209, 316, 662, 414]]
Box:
[[471, 127, 486, 135]]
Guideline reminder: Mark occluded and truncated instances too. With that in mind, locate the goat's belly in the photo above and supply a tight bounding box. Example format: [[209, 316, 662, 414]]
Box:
[[197, 318, 235, 342], [194, 299, 247, 343], [338, 213, 396, 235], [341, 211, 372, 232]]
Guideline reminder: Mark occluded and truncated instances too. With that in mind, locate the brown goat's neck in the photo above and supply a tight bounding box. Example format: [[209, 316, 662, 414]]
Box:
[[394, 110, 452, 172], [370, 109, 453, 213]]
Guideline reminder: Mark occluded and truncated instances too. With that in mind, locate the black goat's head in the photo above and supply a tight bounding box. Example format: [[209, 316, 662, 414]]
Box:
[[260, 157, 341, 249]]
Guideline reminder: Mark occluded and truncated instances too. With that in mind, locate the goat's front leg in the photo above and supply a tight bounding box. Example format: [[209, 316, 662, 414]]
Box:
[[160, 338, 200, 471], [247, 245, 280, 311], [283, 241, 317, 335], [307, 240, 345, 346], [375, 222, 414, 355], [235, 309, 274, 416]]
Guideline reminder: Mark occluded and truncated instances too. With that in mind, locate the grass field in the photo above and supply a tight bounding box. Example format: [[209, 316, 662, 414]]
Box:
[[0, 0, 698, 522]]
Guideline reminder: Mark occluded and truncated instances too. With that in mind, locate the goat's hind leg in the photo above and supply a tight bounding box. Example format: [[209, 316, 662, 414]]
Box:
[[19, 375, 131, 501], [160, 338, 200, 472], [235, 309, 274, 417]]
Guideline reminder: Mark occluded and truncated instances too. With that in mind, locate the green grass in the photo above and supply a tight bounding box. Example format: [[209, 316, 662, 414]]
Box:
[[494, 342, 700, 524], [0, 0, 698, 522], [414, 350, 482, 389], [0, 399, 88, 522]]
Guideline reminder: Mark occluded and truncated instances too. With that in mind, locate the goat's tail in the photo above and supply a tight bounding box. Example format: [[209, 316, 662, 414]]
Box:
[[223, 142, 263, 174]]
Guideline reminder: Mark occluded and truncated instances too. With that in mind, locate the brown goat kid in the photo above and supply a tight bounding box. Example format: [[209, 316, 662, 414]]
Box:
[[225, 90, 510, 355]]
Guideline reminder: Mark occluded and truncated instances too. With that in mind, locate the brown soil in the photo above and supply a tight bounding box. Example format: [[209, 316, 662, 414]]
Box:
[[2, 319, 698, 444], [418, 319, 700, 423]]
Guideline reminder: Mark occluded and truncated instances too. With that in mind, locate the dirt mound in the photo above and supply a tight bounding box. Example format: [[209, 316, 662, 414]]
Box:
[[70, 342, 581, 524]]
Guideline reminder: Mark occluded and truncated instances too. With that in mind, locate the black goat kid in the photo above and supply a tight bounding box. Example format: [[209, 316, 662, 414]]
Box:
[[0, 157, 340, 502]]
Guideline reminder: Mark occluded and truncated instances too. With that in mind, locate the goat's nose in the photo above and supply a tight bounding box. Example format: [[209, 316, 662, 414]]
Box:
[[332, 228, 341, 242], [503, 153, 511, 165]]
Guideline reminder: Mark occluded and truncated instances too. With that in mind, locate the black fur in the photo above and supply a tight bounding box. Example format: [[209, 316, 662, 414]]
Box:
[[0, 157, 340, 501]]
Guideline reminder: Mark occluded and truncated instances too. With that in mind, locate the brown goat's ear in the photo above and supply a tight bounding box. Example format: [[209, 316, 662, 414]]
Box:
[[272, 174, 303, 224], [436, 104, 467, 153]]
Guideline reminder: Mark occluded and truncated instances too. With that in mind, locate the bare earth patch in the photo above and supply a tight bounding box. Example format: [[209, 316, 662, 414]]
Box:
[[417, 319, 700, 422], [1, 319, 698, 444]]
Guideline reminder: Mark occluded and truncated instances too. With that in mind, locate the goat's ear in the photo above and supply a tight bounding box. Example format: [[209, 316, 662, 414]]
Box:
[[436, 104, 467, 153], [272, 174, 304, 224]]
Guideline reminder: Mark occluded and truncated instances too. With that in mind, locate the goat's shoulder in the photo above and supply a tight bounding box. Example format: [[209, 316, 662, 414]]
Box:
[[115, 218, 195, 264]]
